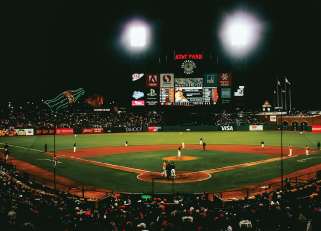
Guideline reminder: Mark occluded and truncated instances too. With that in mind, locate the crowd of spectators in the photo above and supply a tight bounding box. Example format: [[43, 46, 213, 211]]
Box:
[[214, 113, 267, 126], [2, 108, 321, 130], [1, 159, 321, 231], [0, 109, 164, 130]]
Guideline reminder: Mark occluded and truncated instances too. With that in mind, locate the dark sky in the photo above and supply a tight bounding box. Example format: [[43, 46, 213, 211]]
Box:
[[3, 0, 321, 110]]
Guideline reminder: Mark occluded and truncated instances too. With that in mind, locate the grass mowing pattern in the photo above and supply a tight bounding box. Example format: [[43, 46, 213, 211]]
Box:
[[1, 131, 321, 193]]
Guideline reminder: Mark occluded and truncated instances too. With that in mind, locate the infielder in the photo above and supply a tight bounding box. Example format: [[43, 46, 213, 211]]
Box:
[[125, 141, 128, 147], [261, 140, 264, 150], [74, 143, 76, 152], [288, 144, 292, 156], [182, 139, 185, 148], [200, 137, 203, 145], [178, 146, 181, 157], [306, 145, 309, 155]]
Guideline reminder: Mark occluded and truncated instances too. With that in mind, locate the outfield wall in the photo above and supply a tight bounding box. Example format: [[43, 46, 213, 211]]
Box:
[[1, 125, 313, 136]]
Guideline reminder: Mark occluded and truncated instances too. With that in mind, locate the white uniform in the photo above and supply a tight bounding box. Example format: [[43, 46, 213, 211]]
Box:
[[200, 138, 203, 145], [125, 142, 128, 146], [178, 147, 181, 157], [182, 140, 185, 148], [74, 143, 76, 152]]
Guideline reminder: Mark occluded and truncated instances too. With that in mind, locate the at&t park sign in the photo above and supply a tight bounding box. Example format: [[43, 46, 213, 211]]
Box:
[[175, 54, 203, 60]]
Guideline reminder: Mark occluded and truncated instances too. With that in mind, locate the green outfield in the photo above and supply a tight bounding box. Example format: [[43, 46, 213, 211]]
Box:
[[1, 131, 321, 194]]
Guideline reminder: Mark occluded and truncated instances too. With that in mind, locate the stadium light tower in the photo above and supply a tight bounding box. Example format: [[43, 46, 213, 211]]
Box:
[[218, 9, 262, 110]]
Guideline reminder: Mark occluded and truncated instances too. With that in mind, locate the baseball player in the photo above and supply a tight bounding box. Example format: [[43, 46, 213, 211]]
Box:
[[182, 139, 185, 148], [53, 155, 57, 168], [203, 142, 206, 151], [171, 162, 176, 178], [75, 133, 77, 138], [317, 141, 320, 150], [306, 145, 309, 155], [200, 137, 203, 145], [178, 146, 181, 157], [261, 140, 264, 150], [161, 161, 167, 177], [74, 143, 77, 152], [125, 141, 128, 147], [5, 149, 9, 162], [288, 144, 292, 156], [44, 144, 47, 153], [4, 143, 8, 150]]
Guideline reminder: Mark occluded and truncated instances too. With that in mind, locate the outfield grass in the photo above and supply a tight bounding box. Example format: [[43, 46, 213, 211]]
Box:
[[1, 131, 321, 193]]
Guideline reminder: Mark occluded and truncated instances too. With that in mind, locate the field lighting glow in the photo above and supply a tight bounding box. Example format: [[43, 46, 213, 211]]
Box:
[[219, 10, 263, 55], [130, 27, 146, 47], [120, 18, 151, 51]]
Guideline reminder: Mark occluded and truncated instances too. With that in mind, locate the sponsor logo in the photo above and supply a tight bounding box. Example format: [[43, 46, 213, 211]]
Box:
[[132, 100, 145, 106], [181, 60, 196, 74], [207, 75, 215, 83], [312, 126, 321, 132], [149, 75, 157, 83], [250, 125, 263, 131], [234, 86, 245, 96], [221, 73, 229, 80], [125, 127, 143, 132], [132, 73, 144, 81], [162, 75, 172, 83], [221, 126, 234, 131], [147, 89, 157, 97], [132, 91, 144, 99]]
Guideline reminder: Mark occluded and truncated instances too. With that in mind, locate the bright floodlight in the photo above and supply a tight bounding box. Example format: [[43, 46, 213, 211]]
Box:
[[130, 27, 146, 47], [219, 10, 263, 55], [231, 24, 248, 46]]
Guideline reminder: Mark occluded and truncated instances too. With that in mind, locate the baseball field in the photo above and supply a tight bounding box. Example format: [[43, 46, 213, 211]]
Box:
[[1, 131, 321, 198]]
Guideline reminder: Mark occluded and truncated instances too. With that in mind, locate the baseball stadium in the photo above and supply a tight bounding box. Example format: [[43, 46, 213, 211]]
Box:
[[2, 1, 321, 230]]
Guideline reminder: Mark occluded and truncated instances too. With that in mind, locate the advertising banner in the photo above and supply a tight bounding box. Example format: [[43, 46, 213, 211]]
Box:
[[82, 128, 104, 134], [203, 73, 218, 87], [132, 100, 145, 106], [56, 128, 74, 135], [145, 88, 159, 106], [5, 130, 17, 136], [14, 129, 26, 136], [218, 73, 232, 87], [221, 88, 231, 98], [146, 74, 160, 87], [0, 130, 6, 136], [36, 129, 55, 135], [249, 125, 263, 131], [270, 116, 276, 122], [125, 127, 143, 132], [148, 126, 162, 132], [160, 73, 174, 88], [174, 78, 203, 87], [218, 126, 235, 131], [312, 126, 321, 133]]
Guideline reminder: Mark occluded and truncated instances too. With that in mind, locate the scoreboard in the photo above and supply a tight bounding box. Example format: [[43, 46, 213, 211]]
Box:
[[130, 53, 234, 107]]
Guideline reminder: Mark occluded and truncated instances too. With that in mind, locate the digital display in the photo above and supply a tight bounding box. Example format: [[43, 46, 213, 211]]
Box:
[[203, 87, 218, 105], [174, 88, 203, 105], [160, 88, 174, 105]]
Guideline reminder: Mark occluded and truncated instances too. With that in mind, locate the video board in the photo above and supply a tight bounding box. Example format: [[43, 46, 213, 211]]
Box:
[[129, 53, 233, 106]]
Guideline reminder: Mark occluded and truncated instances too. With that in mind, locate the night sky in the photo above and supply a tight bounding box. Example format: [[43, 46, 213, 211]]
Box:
[[3, 0, 321, 111]]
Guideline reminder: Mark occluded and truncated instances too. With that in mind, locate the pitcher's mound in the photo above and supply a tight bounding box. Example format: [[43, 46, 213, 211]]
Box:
[[162, 156, 197, 161], [137, 171, 211, 183]]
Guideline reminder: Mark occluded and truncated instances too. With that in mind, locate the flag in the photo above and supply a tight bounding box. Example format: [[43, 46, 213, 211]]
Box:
[[278, 81, 281, 86], [285, 78, 291, 85]]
